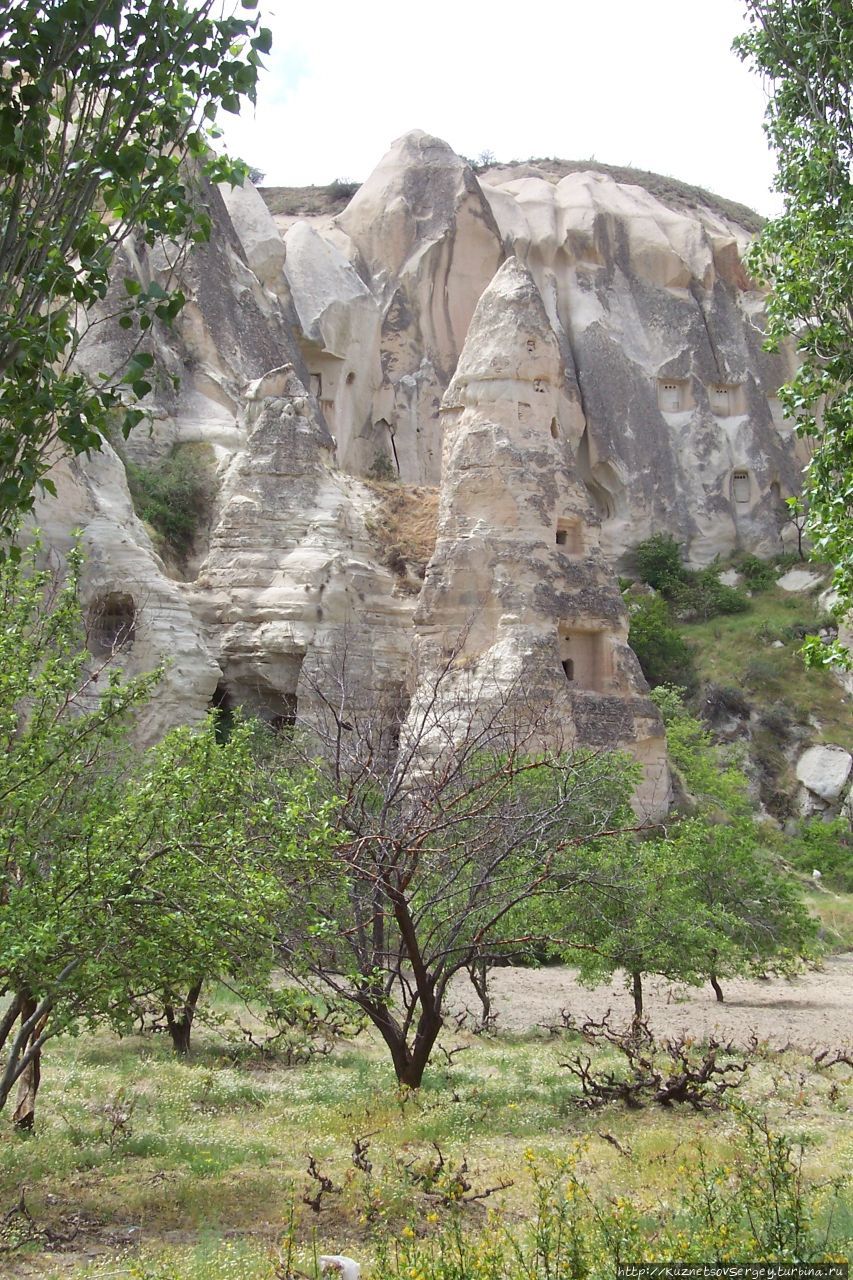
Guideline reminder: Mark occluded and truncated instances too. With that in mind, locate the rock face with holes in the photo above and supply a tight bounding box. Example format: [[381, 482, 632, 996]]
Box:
[[185, 364, 415, 728], [28, 132, 811, 798], [409, 258, 670, 818], [277, 132, 805, 567]]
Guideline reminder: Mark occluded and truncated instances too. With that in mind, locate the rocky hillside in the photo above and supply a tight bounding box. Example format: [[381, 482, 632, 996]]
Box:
[[30, 130, 818, 818]]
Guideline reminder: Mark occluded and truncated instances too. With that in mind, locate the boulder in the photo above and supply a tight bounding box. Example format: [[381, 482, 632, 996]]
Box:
[[795, 744, 852, 803]]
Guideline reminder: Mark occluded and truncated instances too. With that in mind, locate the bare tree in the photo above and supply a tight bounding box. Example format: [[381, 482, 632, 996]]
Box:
[[275, 642, 647, 1087]]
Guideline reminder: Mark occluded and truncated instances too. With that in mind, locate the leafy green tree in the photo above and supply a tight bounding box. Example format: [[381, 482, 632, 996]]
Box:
[[565, 688, 817, 1013], [0, 0, 271, 532], [0, 544, 332, 1126], [652, 687, 817, 997], [627, 592, 697, 690], [563, 833, 723, 1018], [736, 2, 853, 663]]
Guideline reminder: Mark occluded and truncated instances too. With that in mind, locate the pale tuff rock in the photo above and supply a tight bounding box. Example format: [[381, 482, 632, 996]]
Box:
[[187, 364, 414, 729], [327, 131, 505, 482], [478, 169, 804, 567], [282, 220, 382, 474], [30, 135, 819, 802], [217, 177, 287, 292], [795, 744, 853, 815], [31, 448, 220, 743], [275, 132, 803, 569], [409, 258, 670, 820], [777, 567, 823, 593]]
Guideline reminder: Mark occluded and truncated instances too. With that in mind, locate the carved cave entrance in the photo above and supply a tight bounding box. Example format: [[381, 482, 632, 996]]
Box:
[[558, 626, 608, 692], [88, 592, 136, 656]]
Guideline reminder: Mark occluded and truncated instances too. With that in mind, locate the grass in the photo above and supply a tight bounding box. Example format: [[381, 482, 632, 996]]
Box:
[[0, 997, 850, 1277], [806, 886, 853, 952], [684, 581, 853, 751], [363, 482, 439, 583], [259, 182, 360, 218]]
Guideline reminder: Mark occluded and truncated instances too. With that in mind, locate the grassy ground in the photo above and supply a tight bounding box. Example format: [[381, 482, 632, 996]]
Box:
[[684, 581, 852, 749], [1, 996, 850, 1277]]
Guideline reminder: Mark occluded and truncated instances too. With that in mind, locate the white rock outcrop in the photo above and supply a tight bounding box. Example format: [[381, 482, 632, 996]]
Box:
[[795, 744, 853, 813], [409, 258, 670, 819], [28, 133, 819, 808]]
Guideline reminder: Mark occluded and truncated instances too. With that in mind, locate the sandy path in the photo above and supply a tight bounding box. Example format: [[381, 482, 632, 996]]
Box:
[[450, 953, 853, 1047]]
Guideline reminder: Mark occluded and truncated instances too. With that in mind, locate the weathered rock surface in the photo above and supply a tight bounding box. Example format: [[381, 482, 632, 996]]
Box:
[[29, 133, 818, 805], [795, 744, 853, 814], [409, 258, 670, 818], [275, 133, 805, 567]]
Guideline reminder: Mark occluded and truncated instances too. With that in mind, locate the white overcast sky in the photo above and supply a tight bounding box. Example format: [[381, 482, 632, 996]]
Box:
[[218, 0, 780, 217]]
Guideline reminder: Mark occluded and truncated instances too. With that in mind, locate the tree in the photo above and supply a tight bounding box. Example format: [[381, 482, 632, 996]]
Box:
[[626, 592, 697, 691], [0, 544, 332, 1125], [650, 687, 816, 999], [275, 650, 643, 1088], [736, 2, 853, 664], [564, 687, 817, 1014], [0, 0, 271, 533]]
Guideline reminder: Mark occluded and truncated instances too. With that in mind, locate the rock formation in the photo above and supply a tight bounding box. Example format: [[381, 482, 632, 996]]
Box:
[[409, 258, 669, 817], [28, 130, 816, 816]]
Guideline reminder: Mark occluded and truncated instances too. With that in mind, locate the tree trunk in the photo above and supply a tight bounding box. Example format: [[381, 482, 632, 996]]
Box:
[[164, 978, 204, 1056], [397, 1007, 443, 1088], [467, 958, 492, 1029], [710, 974, 725, 1003], [12, 996, 43, 1131], [361, 995, 443, 1089], [631, 971, 643, 1021]]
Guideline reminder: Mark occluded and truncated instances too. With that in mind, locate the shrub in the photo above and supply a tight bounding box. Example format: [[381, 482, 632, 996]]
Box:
[[632, 537, 749, 620], [627, 593, 697, 690], [790, 818, 853, 893], [632, 532, 686, 592], [125, 443, 217, 559], [670, 566, 750, 620], [738, 553, 777, 592], [702, 683, 752, 725]]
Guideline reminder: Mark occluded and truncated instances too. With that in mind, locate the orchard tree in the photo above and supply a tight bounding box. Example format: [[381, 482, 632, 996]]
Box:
[[564, 688, 817, 1015], [0, 0, 271, 531], [0, 544, 333, 1127], [275, 651, 644, 1088], [736, 1, 853, 662], [650, 687, 815, 1000]]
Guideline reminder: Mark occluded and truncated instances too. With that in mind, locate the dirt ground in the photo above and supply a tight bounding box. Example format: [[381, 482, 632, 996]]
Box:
[[450, 953, 853, 1047]]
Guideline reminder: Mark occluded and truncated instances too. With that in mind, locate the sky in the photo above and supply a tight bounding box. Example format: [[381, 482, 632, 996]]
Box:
[[217, 0, 781, 217]]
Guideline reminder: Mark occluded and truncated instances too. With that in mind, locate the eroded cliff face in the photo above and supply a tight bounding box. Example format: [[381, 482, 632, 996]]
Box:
[[30, 130, 807, 817]]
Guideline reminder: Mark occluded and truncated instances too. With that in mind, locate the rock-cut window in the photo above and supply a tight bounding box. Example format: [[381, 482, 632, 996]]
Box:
[[732, 469, 750, 503]]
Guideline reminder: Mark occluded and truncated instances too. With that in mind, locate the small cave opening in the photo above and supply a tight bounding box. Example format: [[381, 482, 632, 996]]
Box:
[[88, 592, 136, 657], [559, 626, 608, 692], [556, 518, 583, 554], [211, 682, 234, 744], [550, 418, 560, 440], [270, 692, 298, 734]]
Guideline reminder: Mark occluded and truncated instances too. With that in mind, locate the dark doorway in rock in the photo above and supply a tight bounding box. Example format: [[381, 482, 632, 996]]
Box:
[[562, 658, 575, 682], [270, 692, 298, 733], [211, 682, 234, 744], [89, 592, 136, 656]]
